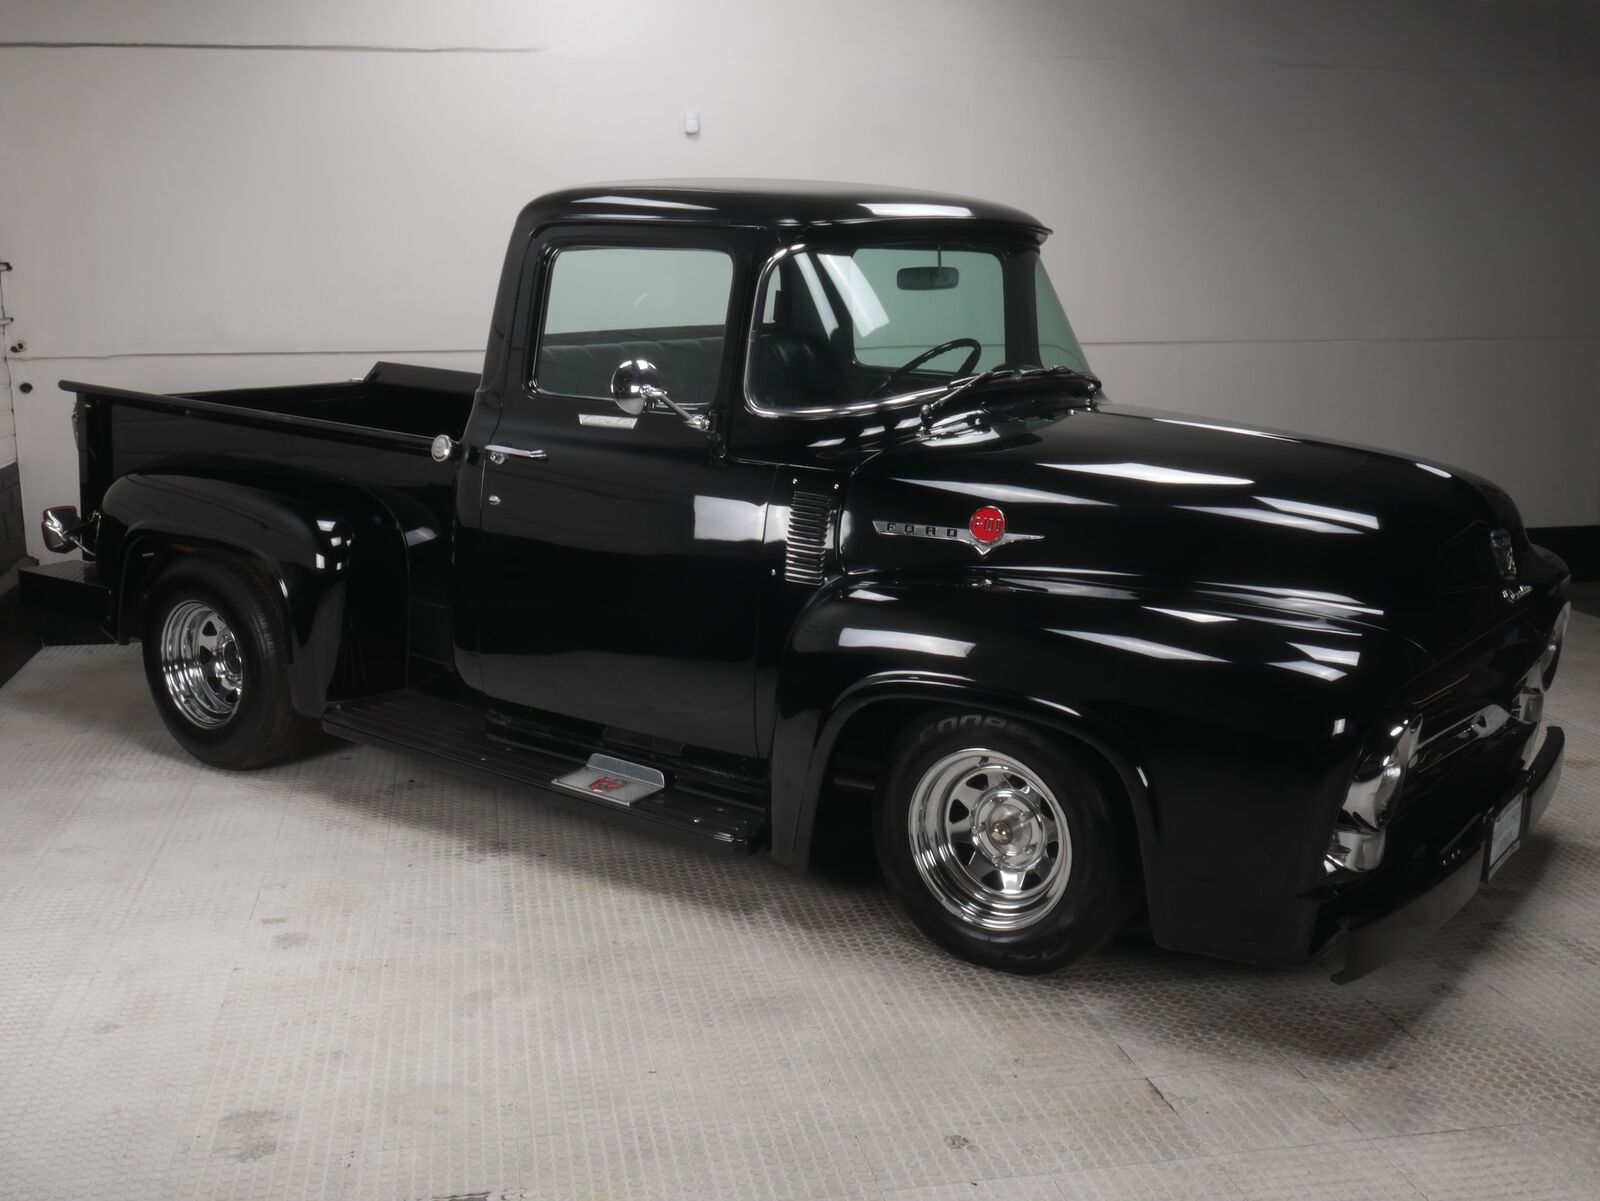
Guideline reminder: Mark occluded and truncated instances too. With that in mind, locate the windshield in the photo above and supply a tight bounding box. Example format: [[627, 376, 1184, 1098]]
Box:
[[747, 239, 1089, 412]]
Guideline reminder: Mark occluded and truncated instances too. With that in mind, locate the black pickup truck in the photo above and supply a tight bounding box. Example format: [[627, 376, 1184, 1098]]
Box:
[[22, 180, 1569, 981]]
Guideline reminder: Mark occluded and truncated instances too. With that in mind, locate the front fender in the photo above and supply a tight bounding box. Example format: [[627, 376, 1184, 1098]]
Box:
[[98, 472, 409, 714], [770, 572, 1426, 957]]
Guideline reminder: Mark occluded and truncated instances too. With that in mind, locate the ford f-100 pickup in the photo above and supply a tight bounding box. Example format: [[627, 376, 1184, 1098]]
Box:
[[21, 180, 1570, 980]]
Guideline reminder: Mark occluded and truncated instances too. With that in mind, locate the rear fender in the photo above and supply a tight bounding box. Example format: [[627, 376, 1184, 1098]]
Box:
[[99, 473, 409, 714]]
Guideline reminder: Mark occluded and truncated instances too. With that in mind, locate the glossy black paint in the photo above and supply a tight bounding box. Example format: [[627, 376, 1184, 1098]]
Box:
[[472, 222, 775, 756], [16, 559, 113, 626], [66, 366, 469, 708], [514, 179, 1050, 236], [768, 570, 1402, 957], [24, 181, 1572, 977], [838, 405, 1553, 657]]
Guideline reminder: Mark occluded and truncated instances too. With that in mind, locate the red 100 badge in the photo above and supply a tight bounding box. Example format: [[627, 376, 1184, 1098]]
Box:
[[871, 505, 1043, 556]]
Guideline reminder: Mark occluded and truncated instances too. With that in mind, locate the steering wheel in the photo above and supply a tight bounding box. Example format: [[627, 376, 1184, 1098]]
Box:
[[872, 337, 983, 397]]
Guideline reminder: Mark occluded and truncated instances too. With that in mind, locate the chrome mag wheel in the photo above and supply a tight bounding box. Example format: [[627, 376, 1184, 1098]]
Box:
[[158, 600, 244, 728], [908, 748, 1073, 932]]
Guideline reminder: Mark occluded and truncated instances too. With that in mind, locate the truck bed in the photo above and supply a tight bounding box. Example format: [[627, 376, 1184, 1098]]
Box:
[[188, 361, 478, 440], [59, 360, 478, 668], [63, 361, 479, 446]]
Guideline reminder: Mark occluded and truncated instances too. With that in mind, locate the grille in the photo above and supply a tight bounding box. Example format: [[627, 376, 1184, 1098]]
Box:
[[784, 486, 833, 585], [1388, 628, 1545, 834], [1409, 702, 1512, 777]]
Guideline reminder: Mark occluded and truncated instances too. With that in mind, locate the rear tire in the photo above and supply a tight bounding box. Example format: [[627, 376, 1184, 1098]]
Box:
[[141, 556, 317, 769], [874, 709, 1134, 974]]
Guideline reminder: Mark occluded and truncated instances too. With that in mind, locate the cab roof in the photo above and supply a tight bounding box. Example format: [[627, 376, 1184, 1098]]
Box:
[[518, 179, 1050, 236]]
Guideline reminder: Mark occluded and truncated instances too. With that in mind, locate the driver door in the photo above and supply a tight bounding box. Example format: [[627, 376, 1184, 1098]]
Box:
[[473, 226, 776, 758]]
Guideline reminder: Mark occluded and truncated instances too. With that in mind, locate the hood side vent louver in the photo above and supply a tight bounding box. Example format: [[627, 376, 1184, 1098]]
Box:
[[785, 485, 833, 585]]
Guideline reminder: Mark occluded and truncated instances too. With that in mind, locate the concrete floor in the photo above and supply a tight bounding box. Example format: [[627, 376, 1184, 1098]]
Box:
[[1, 619, 1597, 1201], [1569, 581, 1600, 619]]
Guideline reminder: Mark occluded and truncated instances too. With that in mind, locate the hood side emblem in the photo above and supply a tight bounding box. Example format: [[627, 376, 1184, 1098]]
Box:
[[873, 506, 1043, 556], [1489, 529, 1517, 582], [1489, 528, 1530, 601]]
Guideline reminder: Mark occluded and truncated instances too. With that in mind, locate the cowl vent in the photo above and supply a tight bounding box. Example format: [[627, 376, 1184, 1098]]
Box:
[[784, 486, 833, 585]]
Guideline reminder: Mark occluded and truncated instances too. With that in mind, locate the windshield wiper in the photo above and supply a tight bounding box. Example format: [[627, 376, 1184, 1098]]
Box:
[[919, 364, 1101, 430]]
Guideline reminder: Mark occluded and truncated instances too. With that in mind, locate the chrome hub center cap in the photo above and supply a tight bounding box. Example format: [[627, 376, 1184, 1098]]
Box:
[[213, 632, 244, 692], [973, 792, 1046, 869]]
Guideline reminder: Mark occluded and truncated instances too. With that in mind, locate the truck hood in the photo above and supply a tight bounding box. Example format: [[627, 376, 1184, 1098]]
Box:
[[837, 403, 1539, 657]]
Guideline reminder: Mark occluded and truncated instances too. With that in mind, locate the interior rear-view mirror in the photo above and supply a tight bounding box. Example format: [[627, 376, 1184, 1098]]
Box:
[[897, 266, 960, 291]]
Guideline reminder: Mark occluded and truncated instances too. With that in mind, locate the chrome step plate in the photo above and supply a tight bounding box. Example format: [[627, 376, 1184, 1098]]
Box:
[[551, 754, 666, 807]]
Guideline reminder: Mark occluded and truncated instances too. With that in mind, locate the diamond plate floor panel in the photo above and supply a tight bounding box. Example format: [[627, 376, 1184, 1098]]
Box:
[[0, 615, 1597, 1200]]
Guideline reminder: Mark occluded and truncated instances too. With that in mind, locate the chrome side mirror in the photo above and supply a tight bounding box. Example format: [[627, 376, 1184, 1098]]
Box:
[[609, 359, 710, 432], [41, 505, 81, 554], [609, 359, 657, 417]]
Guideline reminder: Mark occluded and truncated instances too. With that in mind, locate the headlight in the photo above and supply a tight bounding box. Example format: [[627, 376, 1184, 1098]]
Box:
[[1324, 716, 1421, 874]]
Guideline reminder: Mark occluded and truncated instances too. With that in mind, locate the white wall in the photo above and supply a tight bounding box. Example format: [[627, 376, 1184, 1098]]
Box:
[[0, 265, 14, 467], [2, 0, 1597, 559], [0, 378, 14, 470]]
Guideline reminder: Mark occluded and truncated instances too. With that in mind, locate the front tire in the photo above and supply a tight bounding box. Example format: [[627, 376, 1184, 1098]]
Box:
[[141, 556, 317, 769], [875, 710, 1134, 974]]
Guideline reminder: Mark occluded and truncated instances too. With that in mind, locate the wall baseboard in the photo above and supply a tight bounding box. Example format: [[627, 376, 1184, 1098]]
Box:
[[1528, 525, 1600, 583]]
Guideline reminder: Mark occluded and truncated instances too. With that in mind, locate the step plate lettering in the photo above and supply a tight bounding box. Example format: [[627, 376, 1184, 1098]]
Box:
[[552, 754, 666, 808]]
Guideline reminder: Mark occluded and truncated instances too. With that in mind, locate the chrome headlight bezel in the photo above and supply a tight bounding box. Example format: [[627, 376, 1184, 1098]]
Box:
[[1325, 825, 1386, 874], [1514, 663, 1548, 770], [1516, 600, 1569, 769], [1344, 717, 1422, 832], [1324, 715, 1421, 875], [1541, 602, 1571, 690]]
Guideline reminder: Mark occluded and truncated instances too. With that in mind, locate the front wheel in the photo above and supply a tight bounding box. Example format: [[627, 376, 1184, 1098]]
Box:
[[874, 710, 1135, 974], [141, 556, 318, 769]]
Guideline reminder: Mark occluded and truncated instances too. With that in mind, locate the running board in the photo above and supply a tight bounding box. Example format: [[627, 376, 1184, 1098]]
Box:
[[323, 691, 765, 855]]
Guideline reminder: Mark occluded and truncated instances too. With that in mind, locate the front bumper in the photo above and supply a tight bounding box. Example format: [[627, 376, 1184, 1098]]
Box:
[[1330, 724, 1564, 983]]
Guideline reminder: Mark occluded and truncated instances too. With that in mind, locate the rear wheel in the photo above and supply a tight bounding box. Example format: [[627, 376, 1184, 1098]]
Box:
[[141, 556, 318, 769], [875, 710, 1134, 973]]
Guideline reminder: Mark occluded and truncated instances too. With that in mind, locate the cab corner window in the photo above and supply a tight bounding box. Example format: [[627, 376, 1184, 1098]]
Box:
[[534, 245, 734, 410]]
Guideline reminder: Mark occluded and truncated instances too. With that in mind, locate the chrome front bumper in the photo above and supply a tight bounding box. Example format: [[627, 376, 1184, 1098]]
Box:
[[1331, 723, 1564, 983]]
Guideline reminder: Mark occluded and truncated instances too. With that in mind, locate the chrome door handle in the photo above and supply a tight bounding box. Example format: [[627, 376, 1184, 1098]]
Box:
[[485, 444, 548, 465]]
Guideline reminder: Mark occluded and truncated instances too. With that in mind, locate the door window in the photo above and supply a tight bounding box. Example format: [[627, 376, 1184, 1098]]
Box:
[[534, 245, 734, 410]]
